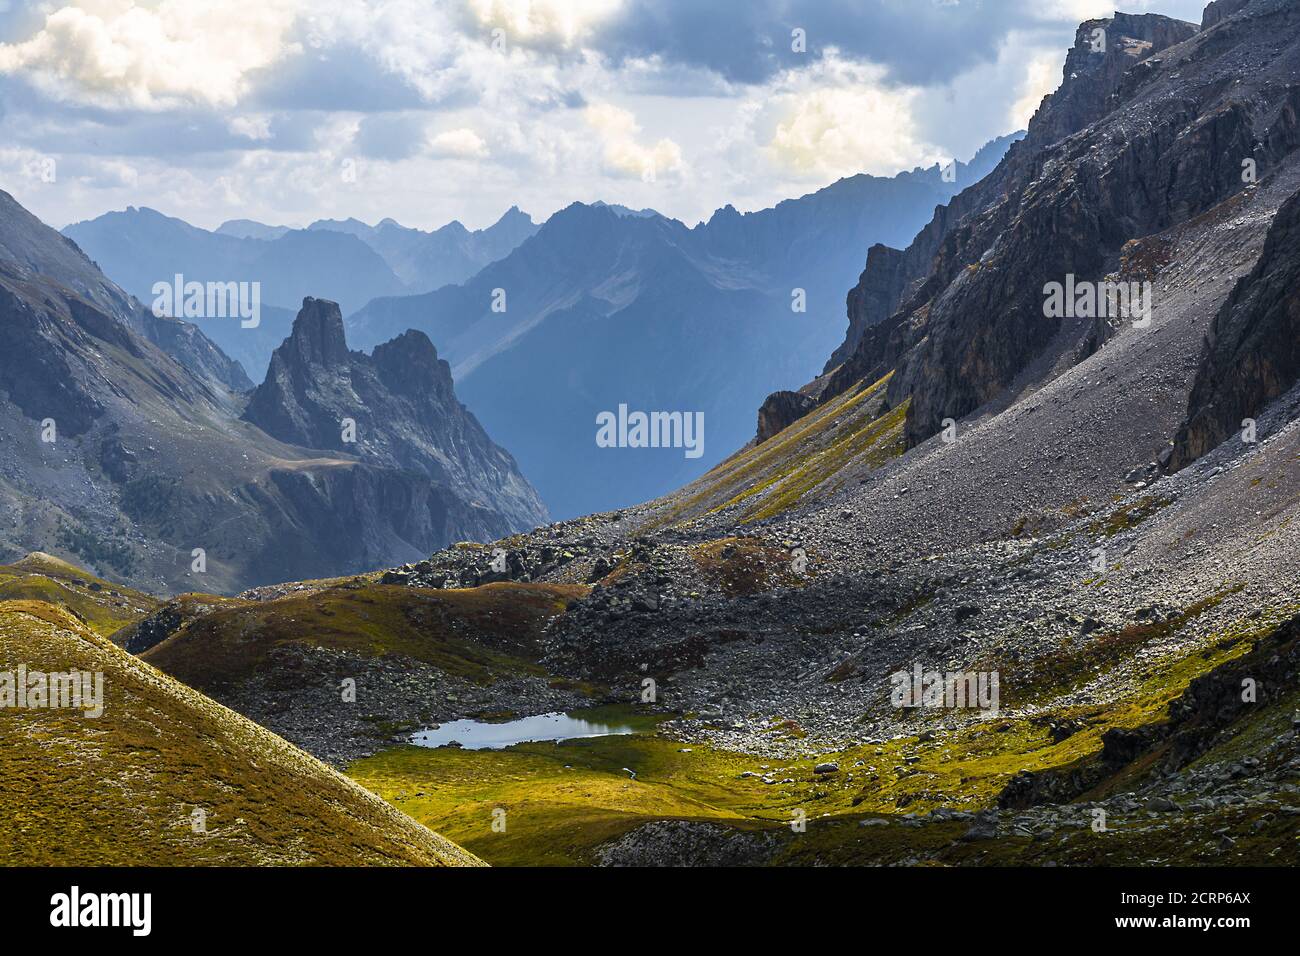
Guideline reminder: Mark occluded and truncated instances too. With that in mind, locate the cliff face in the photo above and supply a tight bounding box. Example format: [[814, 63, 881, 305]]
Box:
[[824, 135, 1028, 374], [1169, 187, 1300, 469], [827, 244, 907, 371], [244, 298, 548, 537], [804, 3, 1300, 454], [756, 390, 816, 443]]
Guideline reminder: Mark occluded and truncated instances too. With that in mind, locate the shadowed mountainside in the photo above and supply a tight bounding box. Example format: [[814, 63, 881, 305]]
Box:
[[1170, 185, 1300, 468]]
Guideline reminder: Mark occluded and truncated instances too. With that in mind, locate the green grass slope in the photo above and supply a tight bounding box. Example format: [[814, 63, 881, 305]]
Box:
[[0, 552, 160, 637], [141, 581, 588, 694], [0, 599, 482, 866], [349, 730, 768, 867], [643, 372, 905, 529]]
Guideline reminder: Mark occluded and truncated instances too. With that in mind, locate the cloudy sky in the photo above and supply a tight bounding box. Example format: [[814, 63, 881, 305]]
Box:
[[0, 0, 1208, 232]]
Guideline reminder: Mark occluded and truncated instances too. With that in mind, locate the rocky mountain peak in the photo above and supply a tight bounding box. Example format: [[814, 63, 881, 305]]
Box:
[[242, 297, 547, 532], [370, 328, 453, 403], [495, 205, 531, 225], [707, 203, 742, 224], [756, 390, 816, 443], [240, 298, 354, 454], [1026, 12, 1198, 150], [283, 296, 351, 370]]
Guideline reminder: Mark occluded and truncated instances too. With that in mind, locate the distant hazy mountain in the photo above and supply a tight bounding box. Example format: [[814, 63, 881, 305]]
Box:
[[307, 206, 538, 293], [63, 206, 538, 378], [61, 207, 403, 378], [215, 219, 292, 241], [349, 134, 1022, 519], [591, 201, 662, 219], [63, 206, 405, 317]]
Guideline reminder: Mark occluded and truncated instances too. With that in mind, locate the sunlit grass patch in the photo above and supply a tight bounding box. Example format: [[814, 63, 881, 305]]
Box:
[[143, 581, 588, 692]]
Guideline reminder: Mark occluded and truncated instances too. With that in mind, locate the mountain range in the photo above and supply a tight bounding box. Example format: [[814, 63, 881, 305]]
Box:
[[62, 205, 539, 379], [346, 135, 1021, 519], [62, 138, 1019, 522], [154, 0, 1294, 867], [0, 191, 545, 594]]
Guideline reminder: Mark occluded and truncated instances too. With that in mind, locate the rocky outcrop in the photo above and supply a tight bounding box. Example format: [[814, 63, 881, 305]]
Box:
[[244, 297, 548, 536], [241, 297, 353, 448], [827, 245, 908, 370], [807, 4, 1300, 452], [1169, 185, 1300, 469], [1000, 615, 1300, 809], [113, 597, 217, 654], [1203, 0, 1251, 29], [756, 390, 816, 443], [596, 820, 778, 867], [1161, 615, 1300, 767]]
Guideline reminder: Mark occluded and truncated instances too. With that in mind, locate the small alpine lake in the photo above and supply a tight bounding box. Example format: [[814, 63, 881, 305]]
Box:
[[410, 707, 656, 750]]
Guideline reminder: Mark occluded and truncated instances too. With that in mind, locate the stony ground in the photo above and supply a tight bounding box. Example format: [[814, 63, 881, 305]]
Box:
[[219, 642, 598, 766], [332, 156, 1300, 864]]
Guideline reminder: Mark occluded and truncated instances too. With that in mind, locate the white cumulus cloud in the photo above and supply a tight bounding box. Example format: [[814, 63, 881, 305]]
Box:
[[429, 127, 489, 159], [762, 60, 941, 180], [228, 114, 275, 141], [467, 0, 624, 48], [0, 0, 302, 109], [1010, 49, 1066, 129], [585, 102, 684, 181]]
